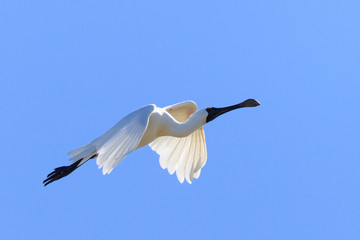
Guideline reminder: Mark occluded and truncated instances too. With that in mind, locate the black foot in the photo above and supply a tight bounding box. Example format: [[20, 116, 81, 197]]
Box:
[[43, 160, 81, 186]]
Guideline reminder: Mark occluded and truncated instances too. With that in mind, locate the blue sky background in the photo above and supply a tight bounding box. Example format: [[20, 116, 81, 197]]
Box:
[[1, 1, 360, 239]]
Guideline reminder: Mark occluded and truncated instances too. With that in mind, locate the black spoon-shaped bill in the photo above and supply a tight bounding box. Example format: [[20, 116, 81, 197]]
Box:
[[205, 99, 260, 123]]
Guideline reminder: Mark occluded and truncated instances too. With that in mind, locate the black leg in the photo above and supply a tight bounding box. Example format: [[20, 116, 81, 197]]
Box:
[[43, 154, 98, 186], [43, 159, 82, 186]]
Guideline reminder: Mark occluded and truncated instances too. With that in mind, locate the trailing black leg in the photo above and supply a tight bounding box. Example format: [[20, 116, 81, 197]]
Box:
[[43, 159, 82, 186], [43, 154, 98, 186]]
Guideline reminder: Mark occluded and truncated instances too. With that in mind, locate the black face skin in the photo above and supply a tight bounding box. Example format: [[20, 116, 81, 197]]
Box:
[[205, 107, 220, 123], [206, 99, 260, 123]]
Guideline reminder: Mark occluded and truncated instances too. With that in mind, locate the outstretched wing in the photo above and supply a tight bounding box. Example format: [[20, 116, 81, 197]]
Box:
[[163, 101, 198, 122], [68, 104, 156, 174], [149, 101, 207, 183], [96, 104, 156, 174]]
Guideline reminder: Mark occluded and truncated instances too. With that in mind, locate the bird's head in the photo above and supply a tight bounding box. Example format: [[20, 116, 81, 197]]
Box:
[[205, 99, 260, 123]]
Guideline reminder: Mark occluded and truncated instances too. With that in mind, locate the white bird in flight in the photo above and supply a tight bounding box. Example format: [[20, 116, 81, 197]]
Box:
[[44, 99, 260, 186]]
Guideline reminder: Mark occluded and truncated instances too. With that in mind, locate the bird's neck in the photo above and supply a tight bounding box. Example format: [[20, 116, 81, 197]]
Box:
[[162, 110, 207, 138]]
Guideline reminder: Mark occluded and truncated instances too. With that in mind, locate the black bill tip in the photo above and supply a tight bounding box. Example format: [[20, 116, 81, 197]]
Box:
[[242, 99, 260, 107]]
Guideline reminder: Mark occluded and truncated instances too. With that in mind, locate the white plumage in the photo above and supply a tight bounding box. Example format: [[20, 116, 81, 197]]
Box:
[[149, 102, 207, 183], [44, 99, 260, 186], [68, 101, 207, 183]]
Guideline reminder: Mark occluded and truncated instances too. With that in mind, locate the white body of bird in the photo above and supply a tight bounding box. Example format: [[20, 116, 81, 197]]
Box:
[[44, 99, 260, 186], [68, 101, 208, 183]]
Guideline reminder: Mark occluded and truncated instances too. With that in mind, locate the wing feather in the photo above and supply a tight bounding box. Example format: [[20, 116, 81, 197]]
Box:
[[177, 132, 193, 183], [167, 137, 187, 175], [158, 137, 177, 169], [194, 128, 207, 179], [150, 128, 206, 183], [95, 105, 155, 174], [175, 135, 192, 183], [163, 101, 198, 122]]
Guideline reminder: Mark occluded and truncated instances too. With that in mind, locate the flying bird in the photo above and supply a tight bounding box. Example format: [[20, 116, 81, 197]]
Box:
[[43, 99, 260, 186]]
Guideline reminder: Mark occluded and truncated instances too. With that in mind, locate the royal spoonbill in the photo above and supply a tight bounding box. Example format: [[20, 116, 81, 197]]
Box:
[[43, 99, 260, 186]]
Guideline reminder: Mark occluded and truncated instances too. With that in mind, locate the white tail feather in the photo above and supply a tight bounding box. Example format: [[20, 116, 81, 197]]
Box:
[[68, 143, 97, 165]]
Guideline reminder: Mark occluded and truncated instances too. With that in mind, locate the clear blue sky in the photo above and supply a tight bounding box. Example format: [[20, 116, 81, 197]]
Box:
[[1, 1, 359, 239]]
